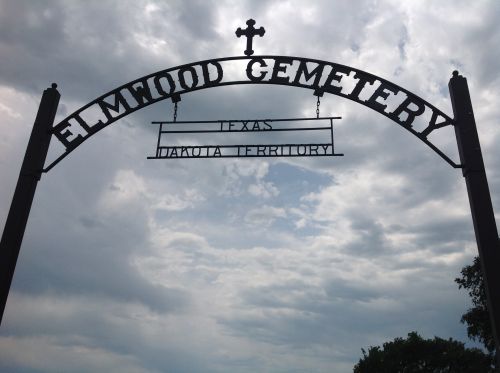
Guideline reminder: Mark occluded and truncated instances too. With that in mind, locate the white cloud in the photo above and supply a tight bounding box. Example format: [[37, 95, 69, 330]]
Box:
[[244, 205, 287, 226], [247, 181, 279, 198]]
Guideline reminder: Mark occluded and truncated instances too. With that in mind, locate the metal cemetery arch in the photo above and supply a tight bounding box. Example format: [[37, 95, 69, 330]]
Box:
[[44, 55, 459, 171], [1, 20, 499, 365]]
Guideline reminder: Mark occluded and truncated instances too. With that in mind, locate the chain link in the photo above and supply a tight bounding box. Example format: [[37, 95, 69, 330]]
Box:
[[316, 95, 320, 118], [173, 101, 178, 122]]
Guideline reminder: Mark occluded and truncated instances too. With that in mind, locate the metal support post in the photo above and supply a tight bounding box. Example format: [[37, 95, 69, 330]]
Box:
[[0, 84, 60, 325], [449, 71, 500, 363]]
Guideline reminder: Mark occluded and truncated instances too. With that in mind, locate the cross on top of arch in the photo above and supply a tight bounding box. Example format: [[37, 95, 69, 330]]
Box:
[[235, 19, 265, 56]]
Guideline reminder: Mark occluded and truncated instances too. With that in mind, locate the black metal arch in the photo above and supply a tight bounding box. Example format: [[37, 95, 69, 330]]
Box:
[[46, 55, 459, 171]]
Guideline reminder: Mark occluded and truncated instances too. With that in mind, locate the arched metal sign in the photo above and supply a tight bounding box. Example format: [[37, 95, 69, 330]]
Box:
[[46, 54, 458, 171], [1, 19, 499, 361]]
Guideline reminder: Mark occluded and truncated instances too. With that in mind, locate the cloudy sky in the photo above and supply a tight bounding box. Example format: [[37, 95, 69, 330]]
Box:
[[1, 1, 499, 372]]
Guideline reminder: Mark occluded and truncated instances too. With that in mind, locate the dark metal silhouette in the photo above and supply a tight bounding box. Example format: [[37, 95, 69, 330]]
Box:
[[43, 55, 459, 172], [148, 117, 343, 159], [0, 84, 60, 324], [449, 71, 500, 363], [236, 19, 265, 56]]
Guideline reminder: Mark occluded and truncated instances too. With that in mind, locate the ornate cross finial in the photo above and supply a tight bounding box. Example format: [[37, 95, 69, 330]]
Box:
[[235, 19, 265, 56]]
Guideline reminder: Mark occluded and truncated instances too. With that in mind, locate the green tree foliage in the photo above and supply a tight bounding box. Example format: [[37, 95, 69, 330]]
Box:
[[353, 331, 494, 373], [455, 256, 496, 356]]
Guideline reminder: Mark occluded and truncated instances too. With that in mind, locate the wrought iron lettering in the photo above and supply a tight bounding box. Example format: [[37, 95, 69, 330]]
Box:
[[127, 79, 155, 105], [420, 110, 452, 138], [365, 81, 400, 113], [269, 57, 294, 84], [153, 72, 176, 96], [53, 120, 83, 150], [178, 66, 199, 90], [293, 60, 325, 87], [153, 144, 336, 159], [98, 91, 132, 122], [201, 61, 224, 86], [221, 120, 273, 131], [389, 96, 425, 128], [246, 58, 268, 82], [322, 65, 352, 95], [148, 117, 342, 160], [46, 55, 458, 171]]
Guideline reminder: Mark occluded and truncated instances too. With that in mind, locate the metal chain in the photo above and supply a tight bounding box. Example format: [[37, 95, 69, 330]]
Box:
[[316, 95, 321, 118], [173, 101, 178, 122]]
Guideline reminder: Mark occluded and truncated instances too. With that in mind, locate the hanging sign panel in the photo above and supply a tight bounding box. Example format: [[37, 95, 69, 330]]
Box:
[[148, 117, 343, 159]]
